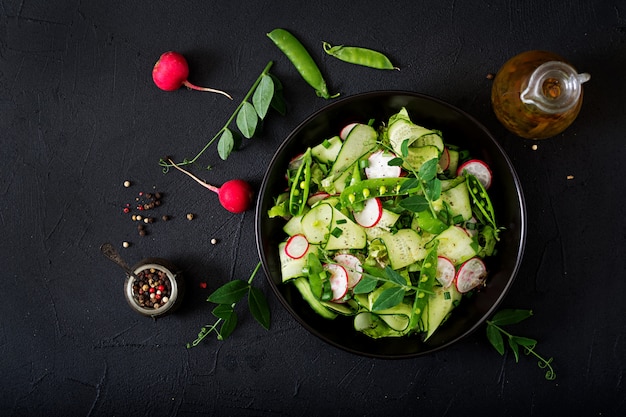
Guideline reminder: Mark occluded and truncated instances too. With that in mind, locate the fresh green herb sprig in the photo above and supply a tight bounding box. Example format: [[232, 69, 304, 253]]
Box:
[[160, 61, 285, 169], [352, 245, 437, 312], [386, 139, 442, 217], [486, 309, 556, 380], [187, 262, 270, 348]]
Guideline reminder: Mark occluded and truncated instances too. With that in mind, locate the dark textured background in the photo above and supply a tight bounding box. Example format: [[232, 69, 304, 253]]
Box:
[[1, 1, 625, 416]]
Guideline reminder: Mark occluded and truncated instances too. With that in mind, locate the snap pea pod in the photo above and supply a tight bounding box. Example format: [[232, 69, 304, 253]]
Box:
[[409, 241, 439, 331], [322, 42, 398, 70], [339, 177, 420, 208], [304, 252, 332, 301], [466, 174, 497, 229], [268, 28, 337, 99], [289, 149, 313, 216]]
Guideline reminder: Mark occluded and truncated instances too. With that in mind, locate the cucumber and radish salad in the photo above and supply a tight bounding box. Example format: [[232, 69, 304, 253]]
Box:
[[268, 108, 502, 340]]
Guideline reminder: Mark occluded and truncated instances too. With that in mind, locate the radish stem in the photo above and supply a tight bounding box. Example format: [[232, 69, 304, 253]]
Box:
[[167, 158, 220, 194], [182, 80, 233, 99]]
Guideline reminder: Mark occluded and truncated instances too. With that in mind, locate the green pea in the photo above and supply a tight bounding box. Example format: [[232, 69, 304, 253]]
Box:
[[267, 29, 338, 99], [340, 177, 418, 207], [323, 41, 398, 70]]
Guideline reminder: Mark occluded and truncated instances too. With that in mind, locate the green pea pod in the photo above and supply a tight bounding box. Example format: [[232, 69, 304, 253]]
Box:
[[465, 174, 497, 229], [305, 252, 331, 300], [289, 148, 312, 216], [409, 241, 439, 330], [339, 177, 421, 208], [323, 42, 398, 70], [268, 29, 337, 99]]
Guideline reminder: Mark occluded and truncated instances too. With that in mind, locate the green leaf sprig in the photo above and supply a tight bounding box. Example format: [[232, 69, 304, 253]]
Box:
[[160, 61, 285, 169], [387, 140, 442, 217], [486, 309, 556, 380], [187, 262, 270, 348], [352, 247, 436, 312]]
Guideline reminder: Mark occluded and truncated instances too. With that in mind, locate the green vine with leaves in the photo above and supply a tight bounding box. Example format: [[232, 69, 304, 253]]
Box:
[[486, 309, 556, 380], [187, 262, 270, 347], [160, 60, 285, 170]]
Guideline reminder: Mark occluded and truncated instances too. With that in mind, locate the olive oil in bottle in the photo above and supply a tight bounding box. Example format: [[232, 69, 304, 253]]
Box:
[[491, 50, 590, 139]]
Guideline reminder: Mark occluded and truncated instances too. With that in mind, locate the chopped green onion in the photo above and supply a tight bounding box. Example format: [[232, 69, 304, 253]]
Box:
[[336, 219, 347, 224], [359, 159, 369, 169], [444, 291, 451, 300], [453, 214, 464, 224], [322, 139, 331, 149], [331, 227, 343, 238]]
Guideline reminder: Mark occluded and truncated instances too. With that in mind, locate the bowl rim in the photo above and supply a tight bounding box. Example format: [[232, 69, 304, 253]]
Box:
[[255, 90, 527, 358]]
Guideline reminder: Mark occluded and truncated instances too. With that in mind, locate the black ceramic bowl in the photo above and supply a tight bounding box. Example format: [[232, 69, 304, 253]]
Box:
[[255, 91, 526, 358]]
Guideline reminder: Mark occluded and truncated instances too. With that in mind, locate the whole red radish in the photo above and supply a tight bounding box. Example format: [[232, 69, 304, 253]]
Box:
[[216, 179, 254, 213], [167, 159, 254, 213], [152, 51, 232, 99]]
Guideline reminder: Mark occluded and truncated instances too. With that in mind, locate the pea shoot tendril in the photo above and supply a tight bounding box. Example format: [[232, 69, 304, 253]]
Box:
[[486, 309, 556, 380], [187, 262, 270, 348], [160, 61, 282, 171]]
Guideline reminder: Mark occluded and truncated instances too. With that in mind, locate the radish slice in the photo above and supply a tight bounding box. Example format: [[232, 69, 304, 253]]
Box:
[[455, 257, 488, 293], [457, 159, 492, 189], [284, 234, 309, 259], [364, 150, 402, 179], [334, 254, 363, 288], [353, 198, 383, 228], [340, 123, 358, 140], [324, 263, 349, 301], [439, 147, 450, 171], [307, 192, 330, 206], [436, 256, 456, 288]]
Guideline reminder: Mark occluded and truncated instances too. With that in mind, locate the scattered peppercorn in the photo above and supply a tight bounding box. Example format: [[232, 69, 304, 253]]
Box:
[[122, 186, 167, 240], [123, 241, 130, 248], [186, 213, 194, 220], [211, 238, 217, 245], [486, 73, 495, 80], [162, 215, 170, 221]]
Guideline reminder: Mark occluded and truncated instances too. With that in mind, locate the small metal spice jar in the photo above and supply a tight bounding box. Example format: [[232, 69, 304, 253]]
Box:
[[124, 258, 184, 317]]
